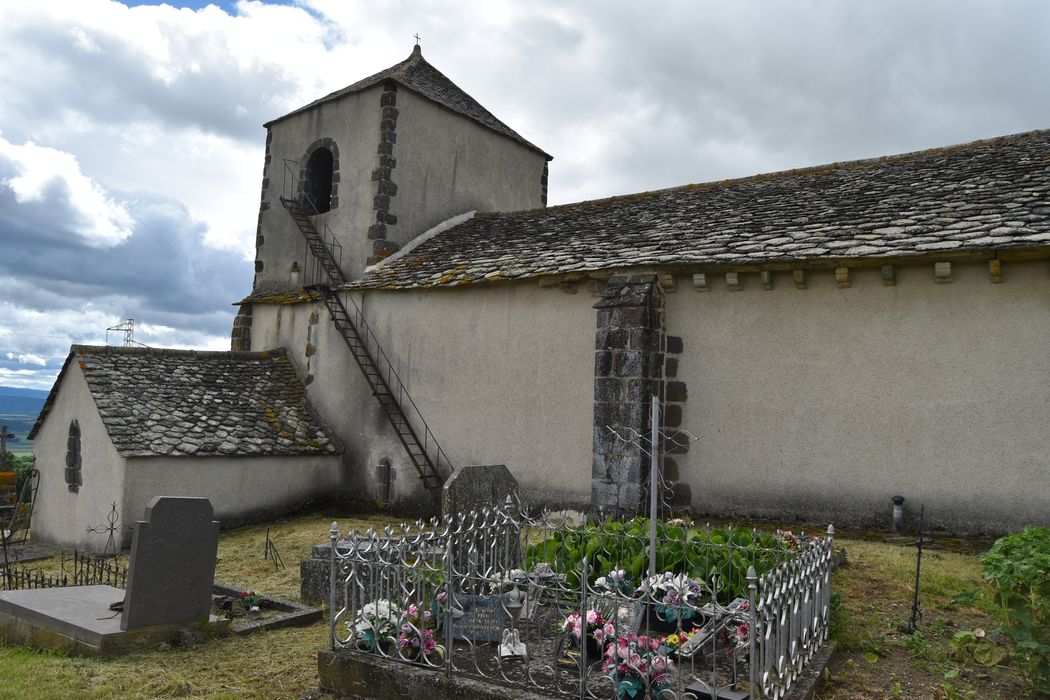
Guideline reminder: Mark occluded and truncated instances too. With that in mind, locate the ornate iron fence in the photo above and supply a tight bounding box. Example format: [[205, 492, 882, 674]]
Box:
[[329, 498, 833, 699], [0, 551, 128, 591]]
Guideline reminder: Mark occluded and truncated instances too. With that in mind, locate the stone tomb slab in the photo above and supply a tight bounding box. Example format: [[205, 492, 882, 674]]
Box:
[[0, 584, 228, 655]]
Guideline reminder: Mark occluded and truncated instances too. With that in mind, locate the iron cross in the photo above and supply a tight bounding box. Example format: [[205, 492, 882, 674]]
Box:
[[414, 33, 421, 46]]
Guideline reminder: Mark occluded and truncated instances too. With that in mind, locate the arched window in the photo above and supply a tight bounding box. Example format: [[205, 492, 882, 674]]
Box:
[[304, 147, 334, 214], [65, 419, 81, 492]]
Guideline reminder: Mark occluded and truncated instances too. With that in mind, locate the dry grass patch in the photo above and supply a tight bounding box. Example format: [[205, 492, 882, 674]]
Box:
[[0, 508, 403, 700]]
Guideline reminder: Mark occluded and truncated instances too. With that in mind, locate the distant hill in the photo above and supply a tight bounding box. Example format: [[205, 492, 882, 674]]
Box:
[[0, 386, 48, 454], [0, 387, 49, 400]]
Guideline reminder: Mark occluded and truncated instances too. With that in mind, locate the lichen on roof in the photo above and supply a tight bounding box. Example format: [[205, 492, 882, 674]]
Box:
[[348, 129, 1050, 291], [30, 346, 340, 459]]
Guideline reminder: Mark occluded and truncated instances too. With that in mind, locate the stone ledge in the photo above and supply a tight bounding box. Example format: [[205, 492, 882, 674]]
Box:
[[316, 649, 555, 700], [313, 643, 836, 700]]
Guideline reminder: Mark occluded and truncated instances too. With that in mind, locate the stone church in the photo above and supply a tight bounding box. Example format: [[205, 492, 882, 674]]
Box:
[[32, 45, 1050, 546]]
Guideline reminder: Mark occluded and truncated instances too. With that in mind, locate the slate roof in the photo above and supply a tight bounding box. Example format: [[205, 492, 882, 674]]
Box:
[[265, 46, 550, 159], [349, 130, 1050, 290], [30, 346, 339, 458]]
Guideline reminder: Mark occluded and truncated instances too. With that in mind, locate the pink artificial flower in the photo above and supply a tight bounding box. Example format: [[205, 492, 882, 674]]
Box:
[[629, 653, 642, 668], [437, 591, 447, 603], [407, 604, 418, 616], [603, 623, 615, 637], [649, 638, 660, 652], [586, 610, 599, 625]]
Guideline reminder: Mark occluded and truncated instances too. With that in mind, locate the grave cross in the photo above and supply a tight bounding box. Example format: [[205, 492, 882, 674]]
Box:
[[0, 424, 14, 468]]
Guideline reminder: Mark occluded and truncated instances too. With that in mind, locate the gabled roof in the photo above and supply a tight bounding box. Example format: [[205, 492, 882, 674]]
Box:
[[30, 346, 339, 458], [347, 129, 1050, 290], [265, 45, 551, 159]]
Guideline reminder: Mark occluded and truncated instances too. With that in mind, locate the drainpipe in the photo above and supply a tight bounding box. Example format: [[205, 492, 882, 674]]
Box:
[[892, 495, 906, 532]]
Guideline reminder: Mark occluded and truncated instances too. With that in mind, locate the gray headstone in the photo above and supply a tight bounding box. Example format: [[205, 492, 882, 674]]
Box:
[[121, 497, 219, 631], [441, 464, 518, 518]]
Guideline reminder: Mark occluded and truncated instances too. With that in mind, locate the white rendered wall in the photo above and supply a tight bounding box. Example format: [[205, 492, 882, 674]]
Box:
[[665, 260, 1050, 533], [251, 283, 594, 508], [31, 364, 128, 552], [257, 87, 382, 287], [390, 89, 546, 249], [122, 454, 343, 531]]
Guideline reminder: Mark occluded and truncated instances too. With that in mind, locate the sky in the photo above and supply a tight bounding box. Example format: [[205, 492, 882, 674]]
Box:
[[1, 0, 1048, 392]]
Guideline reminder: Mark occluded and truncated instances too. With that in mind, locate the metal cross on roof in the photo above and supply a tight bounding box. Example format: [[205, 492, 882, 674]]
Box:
[[414, 32, 421, 46]]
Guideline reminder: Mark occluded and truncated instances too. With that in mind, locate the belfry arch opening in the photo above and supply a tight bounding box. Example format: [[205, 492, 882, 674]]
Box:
[[304, 147, 334, 213]]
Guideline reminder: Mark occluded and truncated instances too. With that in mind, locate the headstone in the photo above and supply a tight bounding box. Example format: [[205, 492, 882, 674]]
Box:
[[441, 464, 518, 519], [120, 497, 220, 631]]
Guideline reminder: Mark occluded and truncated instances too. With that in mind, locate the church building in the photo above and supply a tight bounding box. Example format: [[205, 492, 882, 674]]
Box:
[[32, 45, 1050, 545]]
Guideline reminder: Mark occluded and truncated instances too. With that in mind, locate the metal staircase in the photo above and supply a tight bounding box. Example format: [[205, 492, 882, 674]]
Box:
[[305, 286, 450, 491], [279, 160, 452, 492]]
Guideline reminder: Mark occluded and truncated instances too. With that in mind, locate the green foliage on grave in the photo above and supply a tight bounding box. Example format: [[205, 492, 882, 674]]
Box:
[[980, 526, 1050, 695], [524, 516, 796, 602]]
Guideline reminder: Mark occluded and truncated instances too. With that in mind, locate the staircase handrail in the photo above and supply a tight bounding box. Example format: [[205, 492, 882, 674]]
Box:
[[318, 287, 454, 483], [282, 159, 344, 283]]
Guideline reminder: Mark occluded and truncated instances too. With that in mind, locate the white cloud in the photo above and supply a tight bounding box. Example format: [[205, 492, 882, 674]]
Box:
[[0, 134, 134, 246], [5, 352, 47, 367], [0, 0, 1048, 392]]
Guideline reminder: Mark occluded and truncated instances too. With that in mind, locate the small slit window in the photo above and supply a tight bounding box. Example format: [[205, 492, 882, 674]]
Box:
[[304, 147, 334, 213], [65, 419, 81, 492]]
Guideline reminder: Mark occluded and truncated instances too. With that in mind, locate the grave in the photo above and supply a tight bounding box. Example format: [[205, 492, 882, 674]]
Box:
[[122, 496, 219, 630], [441, 464, 518, 519], [0, 496, 228, 654]]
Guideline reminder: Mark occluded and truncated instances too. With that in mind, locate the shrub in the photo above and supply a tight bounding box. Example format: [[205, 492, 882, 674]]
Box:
[[524, 517, 796, 602], [980, 526, 1050, 695]]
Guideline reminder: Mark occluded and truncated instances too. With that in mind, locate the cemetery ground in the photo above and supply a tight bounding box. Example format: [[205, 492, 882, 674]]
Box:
[[0, 510, 1031, 700]]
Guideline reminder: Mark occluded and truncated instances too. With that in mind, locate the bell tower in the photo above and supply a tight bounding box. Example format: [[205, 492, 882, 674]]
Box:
[[247, 45, 552, 294]]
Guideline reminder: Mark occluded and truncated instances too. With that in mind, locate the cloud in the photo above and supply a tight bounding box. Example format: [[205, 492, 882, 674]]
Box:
[[0, 134, 134, 246], [6, 352, 46, 367], [1, 0, 1049, 392], [0, 134, 252, 390]]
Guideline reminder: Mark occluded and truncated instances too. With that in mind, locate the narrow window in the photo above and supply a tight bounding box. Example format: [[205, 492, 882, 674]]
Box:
[[65, 419, 81, 492], [304, 147, 334, 213]]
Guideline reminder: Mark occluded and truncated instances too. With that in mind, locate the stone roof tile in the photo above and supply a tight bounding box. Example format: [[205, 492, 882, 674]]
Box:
[[349, 130, 1050, 290], [29, 346, 339, 458]]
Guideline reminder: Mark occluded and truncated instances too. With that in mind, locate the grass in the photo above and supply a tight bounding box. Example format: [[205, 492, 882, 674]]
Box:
[[817, 535, 1027, 699], [0, 511, 1034, 699], [0, 508, 404, 700]]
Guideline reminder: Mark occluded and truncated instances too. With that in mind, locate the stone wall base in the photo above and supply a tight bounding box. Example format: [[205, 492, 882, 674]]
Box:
[[316, 649, 553, 700]]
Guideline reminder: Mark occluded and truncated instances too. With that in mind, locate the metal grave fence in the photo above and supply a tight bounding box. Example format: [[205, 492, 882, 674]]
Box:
[[329, 498, 833, 699]]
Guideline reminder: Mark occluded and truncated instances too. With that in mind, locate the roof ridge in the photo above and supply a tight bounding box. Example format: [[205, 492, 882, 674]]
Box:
[[70, 344, 285, 360], [346, 127, 1050, 290], [480, 128, 1050, 221]]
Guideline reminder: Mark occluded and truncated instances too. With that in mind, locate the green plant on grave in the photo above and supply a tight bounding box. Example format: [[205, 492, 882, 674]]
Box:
[[979, 526, 1050, 695], [523, 517, 792, 603], [948, 629, 1007, 668]]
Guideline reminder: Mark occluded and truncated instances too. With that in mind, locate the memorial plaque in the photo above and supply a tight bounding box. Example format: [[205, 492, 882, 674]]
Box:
[[449, 594, 507, 643]]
